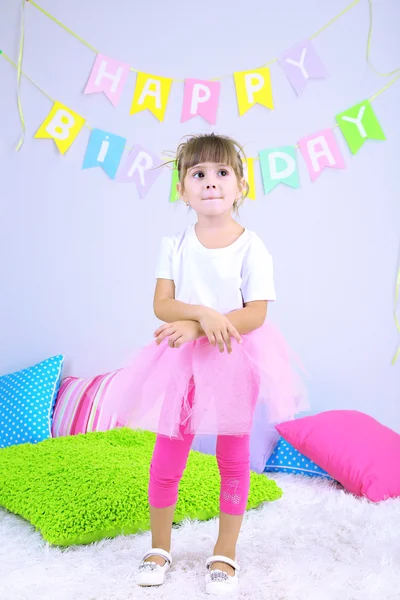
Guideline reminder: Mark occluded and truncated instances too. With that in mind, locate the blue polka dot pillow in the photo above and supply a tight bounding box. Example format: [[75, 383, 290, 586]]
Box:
[[0, 355, 64, 448], [265, 437, 333, 479]]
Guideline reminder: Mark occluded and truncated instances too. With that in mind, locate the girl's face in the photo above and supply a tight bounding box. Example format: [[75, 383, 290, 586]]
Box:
[[178, 162, 245, 217]]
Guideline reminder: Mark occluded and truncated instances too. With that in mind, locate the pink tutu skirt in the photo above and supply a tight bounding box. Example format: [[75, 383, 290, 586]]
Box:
[[100, 322, 308, 439]]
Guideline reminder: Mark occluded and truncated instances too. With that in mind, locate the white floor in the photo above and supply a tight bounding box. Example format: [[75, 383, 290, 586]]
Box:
[[0, 474, 399, 600]]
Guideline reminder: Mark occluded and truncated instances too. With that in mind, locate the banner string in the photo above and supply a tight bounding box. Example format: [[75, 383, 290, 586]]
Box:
[[24, 0, 400, 82], [28, 0, 99, 56], [366, 0, 400, 78], [27, 0, 362, 81], [16, 0, 26, 150]]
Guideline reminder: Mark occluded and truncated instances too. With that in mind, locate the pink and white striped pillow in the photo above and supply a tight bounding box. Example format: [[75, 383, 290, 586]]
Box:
[[51, 371, 122, 437]]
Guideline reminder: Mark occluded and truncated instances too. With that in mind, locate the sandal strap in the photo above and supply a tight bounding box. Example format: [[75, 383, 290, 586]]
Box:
[[142, 548, 172, 565], [206, 555, 239, 572]]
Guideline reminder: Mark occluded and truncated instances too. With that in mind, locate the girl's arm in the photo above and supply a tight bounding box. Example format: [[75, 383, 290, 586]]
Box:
[[154, 279, 242, 350], [154, 279, 206, 322], [225, 301, 268, 335], [155, 279, 267, 336]]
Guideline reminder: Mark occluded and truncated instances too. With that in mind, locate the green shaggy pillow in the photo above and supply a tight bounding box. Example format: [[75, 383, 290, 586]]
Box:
[[0, 428, 282, 546]]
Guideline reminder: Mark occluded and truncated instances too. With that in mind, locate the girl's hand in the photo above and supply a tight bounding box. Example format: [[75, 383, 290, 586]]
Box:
[[154, 320, 203, 348], [198, 308, 242, 353]]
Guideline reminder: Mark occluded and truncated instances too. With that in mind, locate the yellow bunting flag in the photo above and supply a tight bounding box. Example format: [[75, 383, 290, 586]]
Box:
[[243, 158, 256, 200], [246, 158, 256, 200], [234, 68, 274, 116], [130, 72, 173, 122], [34, 101, 85, 154]]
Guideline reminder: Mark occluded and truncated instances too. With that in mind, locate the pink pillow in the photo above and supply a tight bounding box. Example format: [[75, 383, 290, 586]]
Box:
[[52, 371, 122, 437], [276, 410, 400, 502]]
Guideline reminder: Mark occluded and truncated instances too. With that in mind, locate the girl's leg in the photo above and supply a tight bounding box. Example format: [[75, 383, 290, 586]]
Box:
[[212, 434, 251, 575], [145, 428, 194, 565]]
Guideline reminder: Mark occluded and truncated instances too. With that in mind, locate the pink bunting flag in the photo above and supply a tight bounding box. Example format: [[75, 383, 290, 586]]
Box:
[[298, 128, 345, 182], [84, 53, 131, 107], [181, 79, 220, 124]]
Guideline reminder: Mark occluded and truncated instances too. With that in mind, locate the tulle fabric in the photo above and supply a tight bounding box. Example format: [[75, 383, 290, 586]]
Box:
[[99, 322, 308, 439]]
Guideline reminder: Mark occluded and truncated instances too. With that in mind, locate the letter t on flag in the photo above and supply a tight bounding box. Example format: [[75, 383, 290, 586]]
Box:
[[84, 53, 131, 107]]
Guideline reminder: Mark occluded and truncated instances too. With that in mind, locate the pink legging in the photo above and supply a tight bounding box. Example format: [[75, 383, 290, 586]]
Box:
[[149, 428, 251, 516]]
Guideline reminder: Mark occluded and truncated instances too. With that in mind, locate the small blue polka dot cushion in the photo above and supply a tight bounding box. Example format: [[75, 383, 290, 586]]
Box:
[[264, 437, 333, 479], [0, 355, 64, 448]]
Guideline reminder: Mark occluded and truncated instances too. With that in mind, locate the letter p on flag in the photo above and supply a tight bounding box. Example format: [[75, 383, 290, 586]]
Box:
[[181, 79, 220, 124], [234, 68, 274, 116]]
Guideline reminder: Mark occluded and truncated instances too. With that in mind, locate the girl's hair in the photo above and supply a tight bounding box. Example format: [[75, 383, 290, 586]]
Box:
[[174, 133, 250, 211]]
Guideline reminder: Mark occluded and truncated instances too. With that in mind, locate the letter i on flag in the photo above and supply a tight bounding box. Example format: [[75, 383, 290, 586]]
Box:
[[84, 53, 131, 107], [34, 101, 85, 154], [82, 129, 126, 179], [335, 100, 385, 154]]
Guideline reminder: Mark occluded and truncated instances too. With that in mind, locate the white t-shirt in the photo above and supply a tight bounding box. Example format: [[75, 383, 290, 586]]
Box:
[[155, 225, 276, 314]]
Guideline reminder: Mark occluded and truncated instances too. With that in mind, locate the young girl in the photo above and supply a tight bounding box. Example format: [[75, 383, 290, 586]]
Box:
[[105, 133, 307, 595]]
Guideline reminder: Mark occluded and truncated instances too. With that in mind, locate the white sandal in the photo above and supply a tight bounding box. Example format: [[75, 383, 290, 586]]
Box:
[[135, 548, 172, 587], [205, 555, 240, 595]]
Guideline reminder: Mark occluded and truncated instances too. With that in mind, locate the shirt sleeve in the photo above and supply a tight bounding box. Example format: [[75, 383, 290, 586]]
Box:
[[241, 236, 276, 303], [155, 236, 174, 280]]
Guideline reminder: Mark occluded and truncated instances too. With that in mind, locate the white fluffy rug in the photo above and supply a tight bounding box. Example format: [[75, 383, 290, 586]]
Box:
[[0, 474, 399, 600]]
